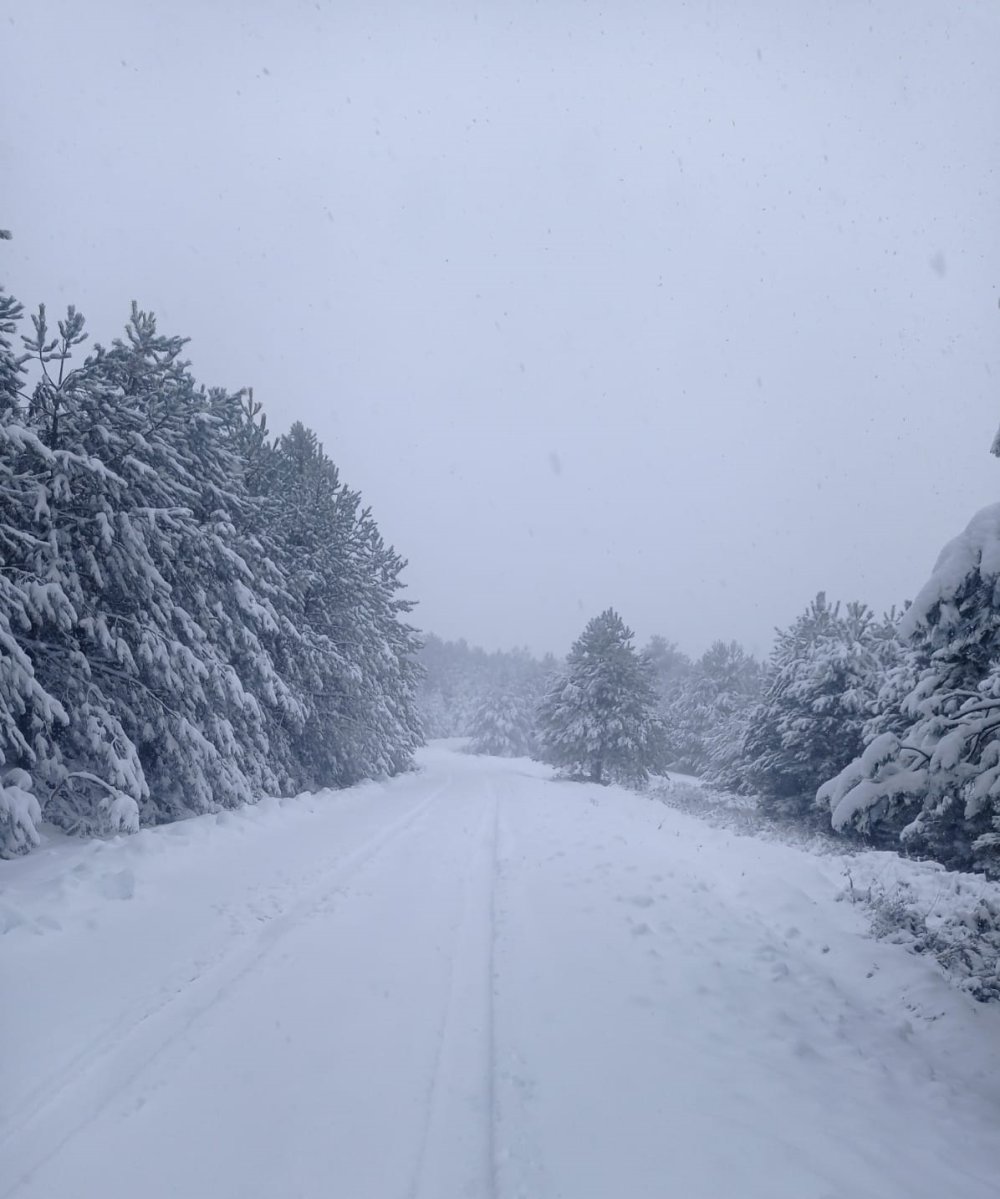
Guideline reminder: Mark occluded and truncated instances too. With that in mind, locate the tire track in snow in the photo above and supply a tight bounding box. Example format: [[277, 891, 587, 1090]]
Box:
[[1, 782, 446, 1199], [487, 782, 501, 1199], [490, 778, 551, 1199], [406, 780, 499, 1199]]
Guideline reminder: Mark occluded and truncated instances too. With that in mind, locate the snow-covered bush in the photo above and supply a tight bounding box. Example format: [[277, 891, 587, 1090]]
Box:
[[840, 854, 1000, 1001], [0, 769, 42, 857]]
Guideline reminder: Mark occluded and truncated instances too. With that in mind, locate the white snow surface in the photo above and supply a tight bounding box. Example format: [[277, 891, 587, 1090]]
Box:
[[2, 744, 999, 1199], [898, 501, 1000, 636]]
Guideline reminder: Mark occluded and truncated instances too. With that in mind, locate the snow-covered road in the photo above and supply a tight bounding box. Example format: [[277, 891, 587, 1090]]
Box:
[[3, 745, 1000, 1198]]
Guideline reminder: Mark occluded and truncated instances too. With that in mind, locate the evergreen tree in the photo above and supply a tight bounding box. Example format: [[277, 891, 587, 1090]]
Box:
[[743, 594, 892, 819], [258, 421, 423, 787], [647, 637, 757, 776], [819, 505, 1000, 875], [643, 635, 691, 701], [658, 640, 761, 778], [699, 642, 765, 790], [0, 286, 64, 851], [536, 609, 665, 785], [468, 689, 536, 757], [0, 289, 423, 854], [9, 302, 295, 834], [416, 635, 484, 736]]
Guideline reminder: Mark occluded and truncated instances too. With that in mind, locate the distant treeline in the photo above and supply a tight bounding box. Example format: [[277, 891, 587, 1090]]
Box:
[[423, 506, 1000, 880]]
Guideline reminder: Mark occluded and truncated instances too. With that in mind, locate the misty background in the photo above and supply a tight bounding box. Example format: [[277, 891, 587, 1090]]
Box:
[[5, 0, 999, 658]]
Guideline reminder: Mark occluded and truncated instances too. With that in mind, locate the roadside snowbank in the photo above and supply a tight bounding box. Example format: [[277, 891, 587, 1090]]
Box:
[[653, 777, 1000, 1001], [838, 852, 1000, 1001]]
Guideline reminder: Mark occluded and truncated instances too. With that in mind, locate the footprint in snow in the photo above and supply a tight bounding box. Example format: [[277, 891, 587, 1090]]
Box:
[[99, 869, 135, 901]]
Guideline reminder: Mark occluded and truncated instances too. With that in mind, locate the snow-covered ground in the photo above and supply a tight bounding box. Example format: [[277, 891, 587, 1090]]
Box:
[[3, 745, 999, 1198]]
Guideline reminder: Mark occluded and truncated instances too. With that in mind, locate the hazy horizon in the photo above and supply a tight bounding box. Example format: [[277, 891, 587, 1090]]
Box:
[[5, 0, 999, 660]]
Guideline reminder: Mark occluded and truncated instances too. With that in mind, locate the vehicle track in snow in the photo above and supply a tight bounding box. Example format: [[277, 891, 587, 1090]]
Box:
[[405, 780, 499, 1199], [7, 747, 1000, 1199], [487, 783, 501, 1199], [1, 780, 446, 1198]]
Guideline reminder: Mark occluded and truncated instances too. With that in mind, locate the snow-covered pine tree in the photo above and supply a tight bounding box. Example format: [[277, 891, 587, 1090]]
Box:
[[819, 506, 1000, 875], [699, 642, 764, 790], [8, 301, 298, 834], [0, 288, 423, 854], [643, 635, 691, 701], [657, 639, 761, 778], [743, 594, 891, 819], [416, 635, 481, 735], [468, 688, 536, 757], [256, 422, 423, 789], [0, 284, 25, 413], [0, 286, 67, 853], [0, 298, 145, 847], [331, 503, 423, 781], [536, 609, 665, 785]]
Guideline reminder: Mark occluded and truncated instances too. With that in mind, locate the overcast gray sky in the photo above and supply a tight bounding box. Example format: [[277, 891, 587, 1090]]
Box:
[[4, 0, 999, 659]]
